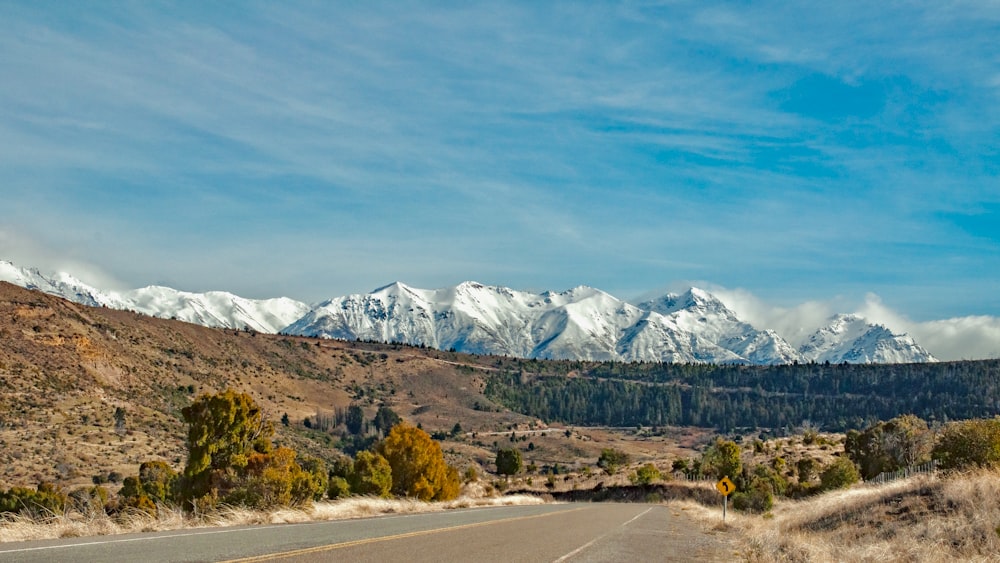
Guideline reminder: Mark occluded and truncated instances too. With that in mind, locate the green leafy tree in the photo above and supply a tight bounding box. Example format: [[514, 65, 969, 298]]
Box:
[[346, 405, 365, 435], [179, 390, 274, 507], [702, 438, 742, 480], [377, 423, 460, 501], [495, 448, 523, 480], [372, 406, 401, 436], [846, 415, 934, 479], [350, 451, 393, 497]]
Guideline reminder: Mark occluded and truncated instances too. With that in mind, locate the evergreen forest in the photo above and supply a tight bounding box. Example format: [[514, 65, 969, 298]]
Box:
[[484, 359, 1000, 433]]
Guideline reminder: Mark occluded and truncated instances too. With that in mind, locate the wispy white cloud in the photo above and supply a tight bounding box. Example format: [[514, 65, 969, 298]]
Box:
[[0, 1, 997, 319]]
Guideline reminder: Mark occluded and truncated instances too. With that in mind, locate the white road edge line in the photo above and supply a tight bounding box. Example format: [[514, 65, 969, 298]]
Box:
[[0, 504, 560, 555], [621, 507, 653, 528], [552, 537, 601, 563], [551, 506, 654, 563]]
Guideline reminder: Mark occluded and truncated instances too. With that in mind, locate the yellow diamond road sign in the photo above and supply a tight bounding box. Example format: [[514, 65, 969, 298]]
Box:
[[716, 476, 735, 496]]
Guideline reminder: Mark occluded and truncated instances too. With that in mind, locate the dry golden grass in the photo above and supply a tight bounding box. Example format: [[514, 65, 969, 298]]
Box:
[[679, 470, 1000, 562], [0, 491, 545, 543]]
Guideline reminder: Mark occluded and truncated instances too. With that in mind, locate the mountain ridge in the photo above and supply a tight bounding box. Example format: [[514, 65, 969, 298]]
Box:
[[0, 260, 936, 364]]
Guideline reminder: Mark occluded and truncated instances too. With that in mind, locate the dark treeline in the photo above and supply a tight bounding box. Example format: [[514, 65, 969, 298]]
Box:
[[483, 359, 1000, 432]]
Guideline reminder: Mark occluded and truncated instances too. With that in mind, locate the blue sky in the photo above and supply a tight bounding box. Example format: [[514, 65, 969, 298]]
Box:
[[1, 2, 999, 358]]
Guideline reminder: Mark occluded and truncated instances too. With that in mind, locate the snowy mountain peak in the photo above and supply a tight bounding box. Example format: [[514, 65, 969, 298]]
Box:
[[0, 260, 309, 333], [640, 287, 730, 316], [799, 314, 936, 364], [0, 259, 939, 364]]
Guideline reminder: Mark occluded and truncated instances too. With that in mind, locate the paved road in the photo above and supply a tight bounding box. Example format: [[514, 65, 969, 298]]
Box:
[[0, 503, 733, 562]]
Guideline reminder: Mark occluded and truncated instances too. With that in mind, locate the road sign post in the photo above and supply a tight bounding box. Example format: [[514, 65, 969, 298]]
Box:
[[715, 476, 735, 523]]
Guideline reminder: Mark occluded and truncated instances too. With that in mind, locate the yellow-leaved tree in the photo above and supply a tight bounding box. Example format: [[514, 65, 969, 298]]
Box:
[[377, 423, 459, 501]]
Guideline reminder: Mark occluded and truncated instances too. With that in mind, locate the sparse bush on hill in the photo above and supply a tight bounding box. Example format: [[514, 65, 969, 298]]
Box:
[[731, 478, 774, 513], [597, 448, 630, 475], [629, 463, 662, 485], [495, 447, 523, 480], [796, 457, 819, 483], [932, 417, 1000, 470]]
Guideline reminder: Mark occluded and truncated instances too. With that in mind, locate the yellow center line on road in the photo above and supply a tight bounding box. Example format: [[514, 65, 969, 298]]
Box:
[[221, 505, 590, 562]]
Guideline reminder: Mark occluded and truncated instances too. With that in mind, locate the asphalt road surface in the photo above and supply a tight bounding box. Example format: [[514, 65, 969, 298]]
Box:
[[0, 503, 734, 562]]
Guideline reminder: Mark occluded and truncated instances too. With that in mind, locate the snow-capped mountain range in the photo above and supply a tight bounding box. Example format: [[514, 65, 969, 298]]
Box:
[[0, 260, 936, 364]]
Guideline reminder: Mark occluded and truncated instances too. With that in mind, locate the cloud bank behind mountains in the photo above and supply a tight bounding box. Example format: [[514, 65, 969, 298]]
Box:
[[711, 287, 1000, 362]]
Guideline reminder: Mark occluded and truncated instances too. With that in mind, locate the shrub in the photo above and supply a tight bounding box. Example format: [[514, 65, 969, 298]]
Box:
[[597, 448, 630, 475], [819, 457, 860, 491], [68, 486, 109, 514], [749, 464, 788, 497], [796, 457, 819, 483], [226, 447, 300, 508], [297, 456, 329, 501], [0, 483, 66, 516], [118, 461, 179, 516], [137, 461, 179, 504], [350, 451, 393, 497], [732, 478, 773, 513], [629, 463, 661, 485], [846, 414, 933, 479], [932, 418, 1000, 470], [327, 476, 351, 500]]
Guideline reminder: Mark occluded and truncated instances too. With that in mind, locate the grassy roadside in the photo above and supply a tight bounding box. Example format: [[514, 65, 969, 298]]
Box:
[[0, 488, 543, 543], [680, 470, 1000, 562]]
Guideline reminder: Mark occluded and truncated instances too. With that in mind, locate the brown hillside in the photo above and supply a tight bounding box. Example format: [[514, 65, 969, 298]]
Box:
[[0, 282, 695, 491], [0, 282, 496, 488]]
